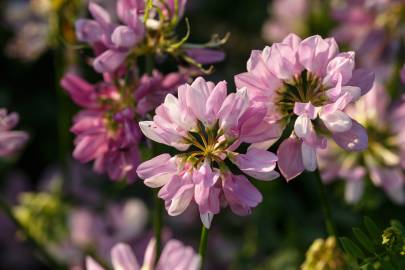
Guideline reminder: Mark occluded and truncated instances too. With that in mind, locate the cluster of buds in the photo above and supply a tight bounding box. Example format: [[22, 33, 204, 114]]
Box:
[[301, 237, 346, 270]]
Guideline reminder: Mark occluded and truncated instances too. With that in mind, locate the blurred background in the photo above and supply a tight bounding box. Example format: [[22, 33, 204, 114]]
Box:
[[0, 0, 404, 269]]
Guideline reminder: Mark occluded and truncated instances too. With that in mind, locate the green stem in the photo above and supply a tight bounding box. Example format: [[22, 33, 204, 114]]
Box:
[[0, 196, 67, 270], [145, 53, 154, 76], [198, 225, 209, 270], [153, 189, 163, 263], [314, 169, 337, 237]]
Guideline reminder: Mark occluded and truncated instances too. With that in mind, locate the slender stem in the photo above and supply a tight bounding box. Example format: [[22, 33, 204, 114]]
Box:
[[153, 189, 163, 263], [198, 225, 209, 270], [145, 53, 154, 76], [314, 169, 337, 237], [0, 196, 67, 270]]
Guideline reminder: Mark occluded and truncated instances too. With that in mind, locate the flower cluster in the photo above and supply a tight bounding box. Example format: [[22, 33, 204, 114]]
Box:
[[319, 84, 405, 204], [62, 70, 186, 181], [86, 238, 200, 270], [262, 0, 308, 42], [332, 0, 405, 78], [0, 109, 29, 157], [62, 0, 226, 180], [137, 77, 280, 227], [235, 33, 374, 180], [76, 0, 225, 73]]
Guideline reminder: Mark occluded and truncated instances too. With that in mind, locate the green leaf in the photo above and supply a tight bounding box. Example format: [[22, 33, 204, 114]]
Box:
[[364, 216, 380, 242], [360, 263, 374, 270], [380, 259, 396, 270], [353, 227, 375, 253], [390, 220, 405, 234], [340, 237, 366, 259]]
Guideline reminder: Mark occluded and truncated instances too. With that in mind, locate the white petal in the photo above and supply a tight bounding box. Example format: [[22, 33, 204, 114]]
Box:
[[144, 173, 174, 188], [301, 142, 317, 171], [86, 257, 105, 270], [344, 180, 364, 204], [321, 110, 352, 133], [294, 115, 311, 138], [248, 139, 278, 150], [385, 186, 405, 205], [141, 238, 156, 270], [168, 186, 194, 216], [139, 121, 165, 144], [342, 86, 361, 102], [200, 212, 214, 229]]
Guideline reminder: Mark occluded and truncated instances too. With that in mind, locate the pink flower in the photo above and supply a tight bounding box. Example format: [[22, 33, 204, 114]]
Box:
[[76, 1, 145, 73], [262, 0, 308, 43], [0, 109, 29, 157], [137, 77, 280, 227], [235, 34, 374, 181], [62, 70, 185, 181], [86, 238, 200, 270], [319, 84, 405, 205], [331, 0, 403, 80], [69, 199, 148, 258], [135, 70, 187, 116]]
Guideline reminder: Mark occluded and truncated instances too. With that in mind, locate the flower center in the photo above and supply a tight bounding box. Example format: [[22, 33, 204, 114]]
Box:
[[275, 70, 328, 119], [181, 122, 228, 167], [375, 2, 405, 34], [363, 123, 400, 167]]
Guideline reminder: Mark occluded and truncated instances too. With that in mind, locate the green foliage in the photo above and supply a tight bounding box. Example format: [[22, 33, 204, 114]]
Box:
[[339, 217, 405, 269]]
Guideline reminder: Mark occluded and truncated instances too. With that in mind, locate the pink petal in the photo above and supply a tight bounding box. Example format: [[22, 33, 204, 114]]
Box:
[[320, 110, 352, 133], [185, 48, 225, 65], [168, 184, 194, 216], [267, 43, 301, 79], [223, 174, 262, 216], [281, 33, 302, 51], [86, 257, 105, 270], [332, 120, 368, 151], [293, 102, 316, 119], [75, 19, 104, 43], [369, 167, 405, 204], [136, 154, 177, 188], [277, 137, 305, 181], [218, 88, 249, 132], [233, 148, 279, 181], [89, 2, 112, 28], [348, 68, 375, 95], [156, 240, 200, 270], [93, 50, 128, 73], [0, 110, 19, 131], [323, 51, 355, 86], [111, 25, 137, 48], [111, 243, 140, 270], [301, 142, 317, 171], [298, 35, 338, 77], [61, 73, 97, 108], [117, 0, 145, 25], [141, 238, 156, 270], [205, 81, 227, 123], [73, 133, 108, 163], [0, 131, 27, 157]]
